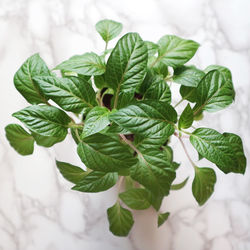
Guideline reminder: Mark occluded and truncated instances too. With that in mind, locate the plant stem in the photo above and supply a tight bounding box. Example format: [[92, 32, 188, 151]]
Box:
[[119, 134, 141, 157], [105, 41, 108, 51], [178, 134, 196, 169], [174, 98, 184, 108]]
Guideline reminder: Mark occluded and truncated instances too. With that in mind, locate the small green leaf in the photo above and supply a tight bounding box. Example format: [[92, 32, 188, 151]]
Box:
[[204, 65, 232, 82], [180, 85, 197, 103], [94, 74, 107, 89], [56, 160, 87, 184], [95, 19, 122, 42], [157, 35, 200, 68], [72, 171, 118, 192], [173, 65, 205, 87], [81, 107, 110, 138], [54, 52, 105, 76], [32, 133, 66, 147], [13, 105, 71, 137], [14, 53, 50, 104], [190, 128, 245, 174], [77, 133, 137, 172], [178, 103, 193, 129], [109, 100, 177, 139], [125, 176, 135, 190], [105, 33, 148, 108], [158, 212, 170, 227], [107, 202, 134, 236], [33, 76, 97, 112], [5, 124, 34, 155], [119, 188, 151, 210], [171, 177, 189, 190], [195, 70, 235, 113], [192, 167, 216, 206], [223, 133, 247, 174]]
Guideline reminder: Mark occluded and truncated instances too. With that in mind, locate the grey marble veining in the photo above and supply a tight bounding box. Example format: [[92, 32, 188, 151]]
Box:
[[0, 0, 249, 249]]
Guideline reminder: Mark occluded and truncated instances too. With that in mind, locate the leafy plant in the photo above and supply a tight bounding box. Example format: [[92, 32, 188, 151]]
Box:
[[5, 19, 247, 237]]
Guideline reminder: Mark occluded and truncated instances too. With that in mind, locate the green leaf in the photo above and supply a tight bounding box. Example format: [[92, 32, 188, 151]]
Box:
[[173, 65, 205, 87], [105, 122, 131, 135], [152, 61, 169, 78], [178, 103, 193, 129], [171, 177, 189, 190], [180, 85, 197, 103], [32, 133, 66, 147], [223, 133, 247, 174], [144, 77, 171, 104], [95, 19, 122, 42], [81, 107, 110, 138], [54, 52, 105, 76], [157, 35, 200, 68], [192, 167, 216, 206], [105, 32, 148, 108], [125, 176, 135, 190], [130, 148, 176, 197], [150, 194, 164, 211], [190, 128, 245, 174], [14, 53, 50, 104], [158, 212, 170, 227], [56, 160, 87, 184], [205, 65, 232, 81], [33, 76, 97, 112], [13, 105, 71, 137], [72, 171, 118, 192], [77, 133, 137, 172], [109, 100, 177, 139], [145, 41, 159, 57], [94, 74, 107, 89], [119, 188, 151, 210], [107, 202, 134, 237], [5, 124, 34, 155], [194, 70, 235, 113]]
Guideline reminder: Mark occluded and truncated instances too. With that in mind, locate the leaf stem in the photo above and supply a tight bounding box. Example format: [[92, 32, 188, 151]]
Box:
[[105, 41, 108, 51], [174, 98, 184, 108], [119, 134, 142, 157], [177, 134, 196, 169]]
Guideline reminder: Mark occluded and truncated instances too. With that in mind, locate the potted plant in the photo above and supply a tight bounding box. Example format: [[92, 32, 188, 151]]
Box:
[[5, 19, 247, 237]]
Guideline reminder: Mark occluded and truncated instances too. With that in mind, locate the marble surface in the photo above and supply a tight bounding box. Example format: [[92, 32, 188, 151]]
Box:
[[0, 0, 250, 249]]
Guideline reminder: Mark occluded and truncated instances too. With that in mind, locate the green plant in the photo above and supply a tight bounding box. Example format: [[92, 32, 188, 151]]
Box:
[[5, 19, 247, 237]]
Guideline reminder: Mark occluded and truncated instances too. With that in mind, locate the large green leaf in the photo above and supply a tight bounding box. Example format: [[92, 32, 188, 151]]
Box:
[[157, 35, 199, 68], [144, 76, 171, 103], [56, 160, 87, 184], [32, 133, 66, 147], [54, 52, 105, 76], [223, 133, 247, 174], [5, 124, 34, 155], [77, 133, 137, 172], [192, 167, 216, 206], [33, 76, 97, 112], [178, 103, 193, 129], [105, 33, 148, 108], [190, 128, 245, 174], [95, 19, 122, 42], [107, 202, 134, 236], [72, 171, 118, 192], [14, 53, 50, 104], [13, 105, 71, 137], [119, 188, 151, 210], [109, 100, 177, 139], [194, 70, 235, 113], [173, 65, 205, 87], [81, 107, 110, 138], [130, 146, 176, 197]]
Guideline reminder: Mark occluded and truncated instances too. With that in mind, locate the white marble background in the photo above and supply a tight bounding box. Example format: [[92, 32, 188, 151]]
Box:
[[0, 0, 249, 249]]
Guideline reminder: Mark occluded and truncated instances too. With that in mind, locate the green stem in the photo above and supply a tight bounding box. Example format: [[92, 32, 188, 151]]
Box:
[[178, 134, 196, 169], [174, 98, 184, 108]]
